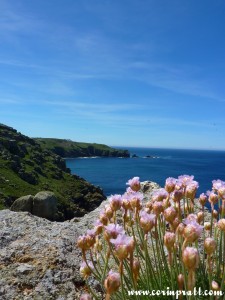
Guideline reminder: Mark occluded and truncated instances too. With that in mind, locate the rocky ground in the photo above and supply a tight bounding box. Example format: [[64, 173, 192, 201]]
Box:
[[0, 181, 211, 300], [0, 182, 159, 300]]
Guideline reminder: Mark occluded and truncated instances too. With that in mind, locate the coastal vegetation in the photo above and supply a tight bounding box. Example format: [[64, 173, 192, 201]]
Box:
[[78, 176, 225, 299], [0, 123, 106, 220], [34, 138, 130, 158]]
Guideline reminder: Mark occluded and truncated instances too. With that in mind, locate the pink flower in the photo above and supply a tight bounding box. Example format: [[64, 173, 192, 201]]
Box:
[[126, 176, 141, 192], [185, 181, 199, 200], [104, 223, 125, 240], [164, 206, 177, 223], [104, 270, 121, 295], [152, 189, 168, 202], [165, 177, 177, 193], [199, 193, 207, 206], [80, 293, 92, 300], [183, 217, 203, 243], [109, 194, 122, 211], [129, 192, 143, 209], [80, 261, 94, 278], [139, 210, 156, 233], [110, 233, 134, 259], [178, 175, 194, 187], [206, 191, 218, 205], [182, 247, 199, 270], [212, 179, 225, 191]]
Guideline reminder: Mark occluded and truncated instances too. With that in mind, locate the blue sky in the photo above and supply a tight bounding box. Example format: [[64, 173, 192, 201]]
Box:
[[0, 0, 225, 150]]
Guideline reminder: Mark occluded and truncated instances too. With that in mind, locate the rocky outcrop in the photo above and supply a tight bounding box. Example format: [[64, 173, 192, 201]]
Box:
[[11, 192, 58, 220], [34, 138, 130, 158], [0, 181, 159, 299]]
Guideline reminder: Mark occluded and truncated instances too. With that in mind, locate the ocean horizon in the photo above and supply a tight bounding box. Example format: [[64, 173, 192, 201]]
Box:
[[65, 147, 225, 198]]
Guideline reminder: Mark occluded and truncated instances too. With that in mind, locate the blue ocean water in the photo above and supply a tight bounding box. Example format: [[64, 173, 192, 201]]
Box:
[[65, 147, 225, 197]]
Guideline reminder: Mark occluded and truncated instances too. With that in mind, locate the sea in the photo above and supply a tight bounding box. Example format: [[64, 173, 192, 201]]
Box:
[[65, 147, 225, 198]]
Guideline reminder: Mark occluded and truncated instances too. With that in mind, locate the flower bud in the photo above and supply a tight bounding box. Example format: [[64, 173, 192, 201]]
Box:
[[197, 211, 204, 224], [104, 270, 121, 295], [183, 223, 203, 243], [105, 205, 114, 219], [204, 222, 211, 231], [199, 193, 207, 206], [133, 258, 140, 280], [213, 209, 218, 219], [77, 235, 91, 250], [177, 274, 184, 290], [177, 223, 185, 235], [164, 232, 176, 251], [127, 177, 141, 192], [80, 293, 92, 300], [172, 217, 180, 231], [99, 213, 108, 225], [152, 201, 163, 215], [164, 206, 177, 223], [211, 281, 220, 291], [165, 177, 176, 193], [172, 189, 184, 203], [217, 219, 225, 232], [204, 237, 216, 255], [109, 195, 122, 211], [182, 247, 199, 271]]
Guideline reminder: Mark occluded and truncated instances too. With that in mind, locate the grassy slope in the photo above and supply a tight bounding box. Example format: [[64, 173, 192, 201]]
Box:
[[0, 124, 106, 220]]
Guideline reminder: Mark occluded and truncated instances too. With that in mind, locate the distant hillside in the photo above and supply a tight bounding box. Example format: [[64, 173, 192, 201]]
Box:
[[34, 138, 130, 158], [0, 124, 106, 220]]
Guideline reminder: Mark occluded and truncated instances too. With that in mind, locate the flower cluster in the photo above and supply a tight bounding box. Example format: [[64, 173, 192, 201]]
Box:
[[78, 176, 225, 299]]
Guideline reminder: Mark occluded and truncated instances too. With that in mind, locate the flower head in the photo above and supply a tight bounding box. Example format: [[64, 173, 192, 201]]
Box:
[[126, 177, 141, 192], [164, 232, 176, 251], [204, 237, 216, 255], [183, 217, 203, 243], [139, 210, 156, 233], [164, 206, 177, 223], [104, 223, 125, 240], [80, 261, 94, 279], [110, 233, 134, 259], [182, 247, 199, 271], [199, 193, 207, 206], [165, 177, 177, 193], [80, 293, 92, 300], [109, 194, 122, 211], [178, 175, 194, 187], [104, 270, 121, 295]]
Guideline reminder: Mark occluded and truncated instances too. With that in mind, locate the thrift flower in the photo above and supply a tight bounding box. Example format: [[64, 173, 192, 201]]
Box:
[[139, 210, 156, 233], [199, 193, 207, 206], [80, 261, 94, 279], [110, 233, 134, 260], [104, 223, 125, 240], [164, 206, 177, 223], [204, 237, 216, 255], [80, 293, 92, 300], [109, 194, 122, 211], [126, 177, 141, 192], [165, 177, 177, 193], [104, 270, 121, 295], [182, 247, 199, 271], [217, 219, 225, 231]]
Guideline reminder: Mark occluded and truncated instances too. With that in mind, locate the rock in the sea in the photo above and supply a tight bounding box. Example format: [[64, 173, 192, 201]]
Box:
[[33, 191, 57, 220]]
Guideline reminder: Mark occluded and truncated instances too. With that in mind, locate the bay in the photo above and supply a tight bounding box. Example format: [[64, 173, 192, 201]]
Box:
[[65, 147, 225, 197]]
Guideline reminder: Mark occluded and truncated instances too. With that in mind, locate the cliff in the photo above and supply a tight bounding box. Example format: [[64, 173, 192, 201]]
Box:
[[34, 138, 130, 158], [0, 123, 106, 220]]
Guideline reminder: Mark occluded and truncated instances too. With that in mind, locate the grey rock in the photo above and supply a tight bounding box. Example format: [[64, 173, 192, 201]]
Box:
[[33, 191, 57, 220], [10, 195, 34, 213]]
